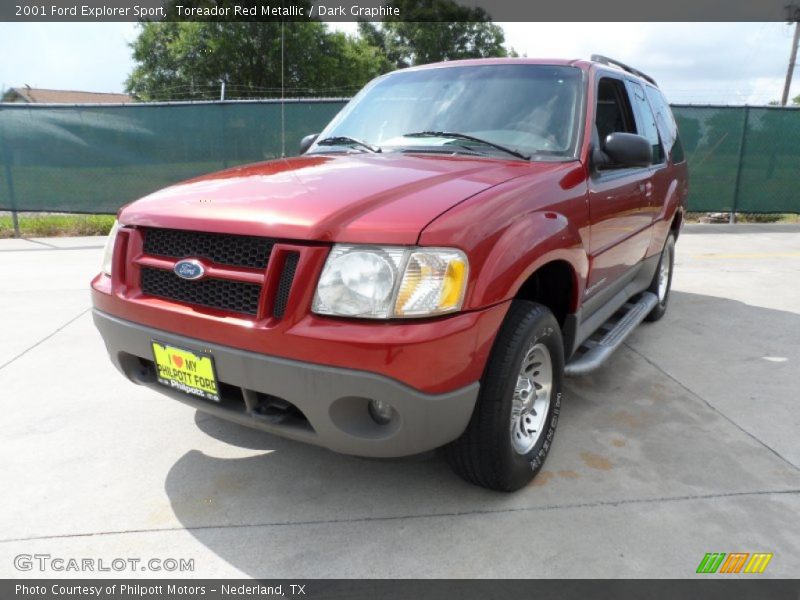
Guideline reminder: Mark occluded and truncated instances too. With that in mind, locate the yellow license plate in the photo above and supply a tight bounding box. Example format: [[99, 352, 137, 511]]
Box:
[[151, 341, 220, 402]]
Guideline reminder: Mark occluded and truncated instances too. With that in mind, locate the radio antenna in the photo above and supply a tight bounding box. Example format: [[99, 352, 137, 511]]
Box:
[[280, 18, 286, 157]]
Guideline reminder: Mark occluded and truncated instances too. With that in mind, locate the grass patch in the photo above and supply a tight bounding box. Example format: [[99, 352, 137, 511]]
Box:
[[0, 214, 116, 238], [2, 211, 796, 239], [685, 212, 800, 224], [735, 213, 800, 224]]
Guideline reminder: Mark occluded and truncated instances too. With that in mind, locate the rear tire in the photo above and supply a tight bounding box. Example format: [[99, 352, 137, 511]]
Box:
[[645, 233, 675, 322], [444, 300, 564, 491]]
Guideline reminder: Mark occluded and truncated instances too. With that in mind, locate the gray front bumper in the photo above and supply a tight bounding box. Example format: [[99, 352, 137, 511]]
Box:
[[93, 310, 479, 457]]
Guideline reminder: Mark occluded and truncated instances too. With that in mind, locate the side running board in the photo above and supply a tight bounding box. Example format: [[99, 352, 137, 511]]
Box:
[[565, 292, 659, 377]]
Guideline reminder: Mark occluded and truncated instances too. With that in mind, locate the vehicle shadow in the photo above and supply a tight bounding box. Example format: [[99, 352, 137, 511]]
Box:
[[163, 290, 800, 577]]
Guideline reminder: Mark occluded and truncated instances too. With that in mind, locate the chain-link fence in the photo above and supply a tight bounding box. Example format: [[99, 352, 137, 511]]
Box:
[[1, 100, 799, 215], [673, 105, 800, 213], [0, 99, 345, 214]]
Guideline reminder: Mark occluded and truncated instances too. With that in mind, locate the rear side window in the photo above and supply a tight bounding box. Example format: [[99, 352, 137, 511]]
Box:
[[645, 86, 685, 163], [626, 81, 665, 164]]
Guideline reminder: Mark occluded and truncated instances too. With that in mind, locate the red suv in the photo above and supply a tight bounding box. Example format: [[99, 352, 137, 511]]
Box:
[[92, 56, 688, 491]]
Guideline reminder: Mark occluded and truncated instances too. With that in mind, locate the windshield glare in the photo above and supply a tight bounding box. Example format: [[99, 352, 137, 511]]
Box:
[[313, 64, 584, 159]]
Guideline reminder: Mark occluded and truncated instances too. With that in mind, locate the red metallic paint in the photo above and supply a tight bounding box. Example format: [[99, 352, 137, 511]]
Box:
[[92, 271, 510, 394], [93, 58, 688, 396], [419, 161, 591, 312], [117, 153, 532, 245]]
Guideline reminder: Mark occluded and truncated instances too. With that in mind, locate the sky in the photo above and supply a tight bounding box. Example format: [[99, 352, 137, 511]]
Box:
[[0, 21, 797, 105]]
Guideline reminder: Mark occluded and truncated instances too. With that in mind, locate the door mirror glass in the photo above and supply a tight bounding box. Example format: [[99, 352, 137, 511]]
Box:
[[299, 133, 318, 155]]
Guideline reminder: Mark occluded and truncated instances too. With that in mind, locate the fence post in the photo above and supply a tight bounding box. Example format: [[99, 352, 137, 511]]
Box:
[[218, 100, 228, 170], [10, 208, 20, 238], [730, 105, 750, 224], [0, 122, 21, 238], [2, 159, 20, 238]]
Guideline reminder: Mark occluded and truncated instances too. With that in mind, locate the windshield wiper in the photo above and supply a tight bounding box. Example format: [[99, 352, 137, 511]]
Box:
[[315, 136, 381, 153], [402, 131, 530, 161]]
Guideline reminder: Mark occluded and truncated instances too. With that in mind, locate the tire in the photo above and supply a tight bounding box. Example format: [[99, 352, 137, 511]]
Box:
[[443, 300, 564, 492], [645, 233, 675, 322]]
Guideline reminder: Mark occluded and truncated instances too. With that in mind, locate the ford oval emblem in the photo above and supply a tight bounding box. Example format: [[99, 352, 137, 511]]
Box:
[[173, 259, 205, 280]]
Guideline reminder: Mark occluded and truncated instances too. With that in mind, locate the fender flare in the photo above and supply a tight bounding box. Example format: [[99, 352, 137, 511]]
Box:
[[467, 211, 588, 312]]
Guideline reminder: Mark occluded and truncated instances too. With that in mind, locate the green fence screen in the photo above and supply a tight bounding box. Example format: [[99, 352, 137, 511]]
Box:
[[673, 105, 800, 213], [0, 100, 345, 214], [1, 101, 799, 214]]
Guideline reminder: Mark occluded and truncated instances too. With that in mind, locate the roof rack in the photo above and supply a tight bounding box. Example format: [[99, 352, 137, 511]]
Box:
[[590, 54, 658, 87]]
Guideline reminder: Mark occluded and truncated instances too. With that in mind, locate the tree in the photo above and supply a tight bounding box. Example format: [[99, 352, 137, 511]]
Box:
[[126, 0, 514, 100], [358, 0, 513, 69], [126, 21, 389, 100], [768, 94, 800, 106]]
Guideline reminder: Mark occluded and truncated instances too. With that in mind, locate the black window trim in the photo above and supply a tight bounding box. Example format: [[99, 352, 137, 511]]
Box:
[[625, 78, 667, 167], [591, 71, 651, 178], [595, 73, 638, 137], [644, 84, 686, 165]]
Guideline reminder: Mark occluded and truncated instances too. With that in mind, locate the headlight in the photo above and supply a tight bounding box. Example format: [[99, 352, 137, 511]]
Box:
[[312, 245, 469, 319], [101, 220, 121, 276], [394, 249, 468, 316]]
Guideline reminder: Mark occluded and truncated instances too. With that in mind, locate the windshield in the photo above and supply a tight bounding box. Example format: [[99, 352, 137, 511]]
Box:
[[310, 64, 584, 160]]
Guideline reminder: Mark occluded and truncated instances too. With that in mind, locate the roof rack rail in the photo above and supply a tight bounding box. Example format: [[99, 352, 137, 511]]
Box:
[[590, 54, 658, 87]]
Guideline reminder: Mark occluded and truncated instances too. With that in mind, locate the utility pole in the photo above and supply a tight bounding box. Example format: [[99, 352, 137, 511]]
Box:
[[782, 6, 800, 106]]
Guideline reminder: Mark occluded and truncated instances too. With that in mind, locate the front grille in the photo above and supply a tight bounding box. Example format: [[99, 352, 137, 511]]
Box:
[[141, 267, 261, 316], [273, 252, 299, 319], [143, 227, 273, 269]]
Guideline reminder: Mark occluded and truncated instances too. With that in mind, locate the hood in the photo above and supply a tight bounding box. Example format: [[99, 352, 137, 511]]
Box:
[[119, 153, 554, 244]]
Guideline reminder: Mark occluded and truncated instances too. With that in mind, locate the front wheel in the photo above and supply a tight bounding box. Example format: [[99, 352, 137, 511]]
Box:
[[443, 300, 564, 491]]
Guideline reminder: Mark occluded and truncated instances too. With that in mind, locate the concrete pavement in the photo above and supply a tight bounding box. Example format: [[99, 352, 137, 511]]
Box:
[[0, 226, 798, 578]]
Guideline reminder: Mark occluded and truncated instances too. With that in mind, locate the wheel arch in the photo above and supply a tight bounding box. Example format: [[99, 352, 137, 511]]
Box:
[[513, 259, 579, 327], [465, 210, 587, 316]]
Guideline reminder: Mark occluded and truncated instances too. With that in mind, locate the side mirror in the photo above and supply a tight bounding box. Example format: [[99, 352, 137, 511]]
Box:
[[600, 132, 652, 168], [299, 133, 319, 155]]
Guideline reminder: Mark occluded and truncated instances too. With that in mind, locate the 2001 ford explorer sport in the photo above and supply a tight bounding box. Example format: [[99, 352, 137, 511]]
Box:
[[92, 56, 688, 491]]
